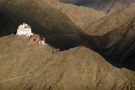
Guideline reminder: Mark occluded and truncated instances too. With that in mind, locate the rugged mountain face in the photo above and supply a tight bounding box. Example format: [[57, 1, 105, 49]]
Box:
[[60, 0, 135, 13], [0, 0, 135, 90], [39, 0, 105, 29], [83, 3, 135, 36], [0, 35, 134, 90], [80, 3, 135, 70], [100, 18, 135, 70], [0, 0, 104, 49], [0, 0, 87, 50]]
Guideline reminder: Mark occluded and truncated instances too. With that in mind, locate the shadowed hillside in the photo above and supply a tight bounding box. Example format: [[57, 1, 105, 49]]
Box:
[[0, 0, 135, 90], [60, 0, 135, 13]]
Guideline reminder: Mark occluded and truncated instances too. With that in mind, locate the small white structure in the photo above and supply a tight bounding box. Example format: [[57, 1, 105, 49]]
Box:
[[16, 23, 33, 36], [38, 38, 47, 45], [16, 23, 47, 46], [29, 34, 47, 46]]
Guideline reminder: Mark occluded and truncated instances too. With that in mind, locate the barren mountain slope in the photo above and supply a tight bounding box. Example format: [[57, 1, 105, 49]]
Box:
[[0, 0, 135, 90], [41, 0, 105, 29], [60, 0, 135, 13], [79, 3, 135, 70], [92, 17, 135, 70], [0, 0, 87, 50], [0, 35, 134, 90], [83, 3, 135, 36]]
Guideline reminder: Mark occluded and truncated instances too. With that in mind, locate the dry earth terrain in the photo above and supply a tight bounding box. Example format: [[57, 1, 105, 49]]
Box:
[[0, 0, 135, 90]]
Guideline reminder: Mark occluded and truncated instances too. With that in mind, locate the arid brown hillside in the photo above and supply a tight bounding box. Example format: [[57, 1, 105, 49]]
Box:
[[40, 0, 105, 29], [60, 0, 135, 13], [77, 3, 135, 70], [0, 0, 135, 90], [0, 35, 134, 90], [83, 3, 135, 36]]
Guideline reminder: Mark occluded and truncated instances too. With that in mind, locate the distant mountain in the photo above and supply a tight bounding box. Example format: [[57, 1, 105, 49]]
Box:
[[82, 3, 135, 70], [60, 0, 135, 13], [44, 0, 105, 29]]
